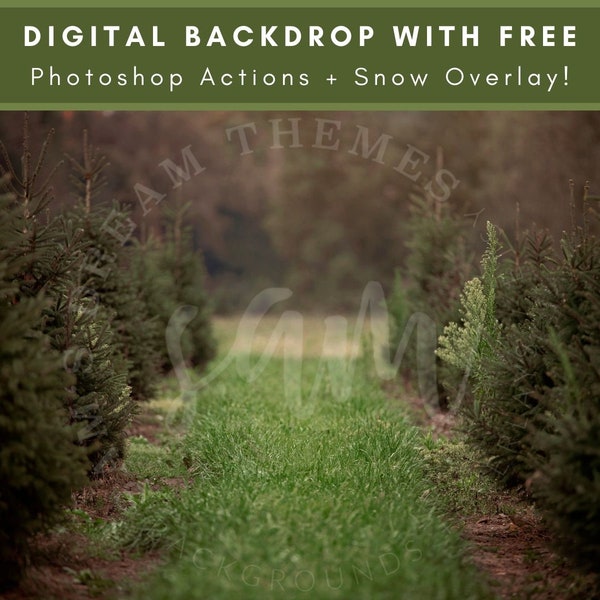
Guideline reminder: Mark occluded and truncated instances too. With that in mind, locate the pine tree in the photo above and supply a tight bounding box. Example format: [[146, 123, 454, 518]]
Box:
[[436, 188, 600, 573], [134, 199, 215, 372], [437, 222, 501, 385], [67, 137, 162, 400], [0, 188, 88, 590], [1, 120, 137, 472], [390, 189, 472, 405], [527, 218, 600, 571]]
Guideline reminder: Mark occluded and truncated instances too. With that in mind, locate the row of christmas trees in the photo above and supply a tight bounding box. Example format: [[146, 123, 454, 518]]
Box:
[[0, 122, 215, 588], [391, 184, 600, 576]]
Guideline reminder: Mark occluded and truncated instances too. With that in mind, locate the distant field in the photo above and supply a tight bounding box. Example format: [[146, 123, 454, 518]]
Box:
[[213, 314, 389, 360]]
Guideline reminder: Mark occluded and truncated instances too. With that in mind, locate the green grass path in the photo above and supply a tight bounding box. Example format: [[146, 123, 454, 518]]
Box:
[[123, 352, 493, 599]]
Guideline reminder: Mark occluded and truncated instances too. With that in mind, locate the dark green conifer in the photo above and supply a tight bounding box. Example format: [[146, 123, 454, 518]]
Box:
[[0, 188, 88, 590], [134, 198, 215, 372], [390, 189, 472, 406], [438, 188, 600, 573], [66, 136, 162, 400], [1, 121, 136, 472]]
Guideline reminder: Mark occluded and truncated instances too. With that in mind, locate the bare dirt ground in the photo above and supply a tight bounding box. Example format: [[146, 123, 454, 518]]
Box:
[[462, 511, 593, 600], [0, 532, 162, 600]]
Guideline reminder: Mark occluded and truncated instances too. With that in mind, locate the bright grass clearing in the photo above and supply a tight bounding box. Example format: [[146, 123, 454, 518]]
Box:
[[119, 323, 494, 600]]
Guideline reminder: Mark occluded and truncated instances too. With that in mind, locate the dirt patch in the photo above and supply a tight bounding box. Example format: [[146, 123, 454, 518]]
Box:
[[462, 506, 597, 600], [0, 408, 170, 600], [126, 411, 164, 446], [0, 532, 161, 600], [72, 470, 143, 522]]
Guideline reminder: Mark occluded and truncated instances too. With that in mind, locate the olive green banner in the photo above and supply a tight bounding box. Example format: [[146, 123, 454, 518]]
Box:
[[0, 7, 597, 108]]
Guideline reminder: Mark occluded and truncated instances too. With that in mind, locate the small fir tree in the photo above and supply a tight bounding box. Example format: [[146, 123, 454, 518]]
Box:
[[67, 137, 162, 400], [134, 199, 215, 372], [390, 188, 472, 406], [0, 189, 88, 590]]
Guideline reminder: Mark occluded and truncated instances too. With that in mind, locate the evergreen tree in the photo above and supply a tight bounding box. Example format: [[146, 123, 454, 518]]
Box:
[[390, 189, 472, 406], [0, 189, 88, 590], [1, 121, 137, 472], [437, 190, 600, 573], [134, 199, 215, 372], [528, 220, 600, 571], [438, 221, 563, 484], [67, 138, 162, 400]]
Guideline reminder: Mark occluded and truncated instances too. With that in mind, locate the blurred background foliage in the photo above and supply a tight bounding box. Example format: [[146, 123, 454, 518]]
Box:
[[1, 110, 599, 313]]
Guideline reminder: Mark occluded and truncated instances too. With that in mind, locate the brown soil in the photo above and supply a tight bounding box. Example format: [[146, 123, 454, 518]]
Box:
[[0, 411, 168, 600], [0, 533, 162, 600], [462, 511, 593, 600], [386, 378, 598, 600]]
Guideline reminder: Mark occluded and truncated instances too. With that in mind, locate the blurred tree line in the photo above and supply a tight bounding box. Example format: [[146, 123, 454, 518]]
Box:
[[1, 110, 598, 312]]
